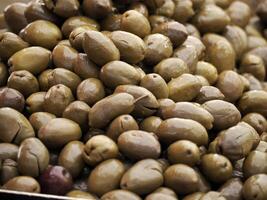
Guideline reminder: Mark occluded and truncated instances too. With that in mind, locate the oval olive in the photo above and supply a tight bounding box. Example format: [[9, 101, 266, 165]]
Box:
[[0, 159, 18, 185], [145, 193, 177, 200], [129, 2, 149, 18], [29, 112, 56, 132], [242, 113, 266, 135], [140, 116, 162, 133], [172, 0, 195, 23], [2, 176, 40, 193], [0, 143, 18, 161], [195, 86, 225, 104], [183, 36, 205, 60], [243, 151, 267, 178], [82, 0, 112, 19], [67, 190, 97, 199], [101, 190, 141, 200], [242, 174, 267, 200], [227, 1, 251, 28], [101, 14, 122, 31], [26, 92, 46, 114], [218, 178, 243, 200], [38, 69, 53, 91], [195, 61, 218, 85], [157, 98, 175, 117], [45, 0, 80, 18], [0, 87, 25, 112], [69, 26, 95, 51]]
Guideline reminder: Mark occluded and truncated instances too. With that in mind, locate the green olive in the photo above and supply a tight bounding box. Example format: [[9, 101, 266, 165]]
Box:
[[26, 92, 46, 114], [29, 112, 56, 132]]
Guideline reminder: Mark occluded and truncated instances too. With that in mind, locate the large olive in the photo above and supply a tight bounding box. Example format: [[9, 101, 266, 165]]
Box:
[[0, 159, 19, 185], [44, 0, 80, 18], [227, 1, 251, 28], [2, 176, 40, 193]]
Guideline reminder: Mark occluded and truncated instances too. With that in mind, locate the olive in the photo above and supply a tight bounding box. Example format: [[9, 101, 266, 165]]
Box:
[[44, 0, 80, 18], [140, 116, 162, 133], [145, 193, 177, 200], [242, 113, 267, 135], [67, 190, 97, 199], [17, 138, 49, 177], [242, 174, 267, 200], [195, 86, 225, 104], [38, 70, 53, 91], [69, 26, 95, 51], [152, 187, 177, 198], [157, 98, 175, 118], [247, 36, 267, 51], [129, 2, 149, 18], [255, 141, 267, 153], [227, 1, 251, 28], [243, 151, 267, 178], [148, 15, 173, 30], [242, 73, 263, 91], [0, 143, 18, 161], [0, 63, 8, 87], [101, 190, 141, 200], [200, 192, 226, 200], [0, 159, 18, 185], [39, 165, 73, 195], [2, 176, 40, 193], [82, 0, 113, 20], [101, 14, 122, 31], [26, 92, 46, 114], [182, 36, 205, 60], [172, 0, 195, 23], [185, 23, 201, 39], [218, 178, 243, 200], [29, 112, 56, 132], [0, 87, 25, 112]]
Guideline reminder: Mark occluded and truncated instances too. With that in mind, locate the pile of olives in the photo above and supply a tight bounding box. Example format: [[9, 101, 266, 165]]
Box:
[[0, 0, 267, 199]]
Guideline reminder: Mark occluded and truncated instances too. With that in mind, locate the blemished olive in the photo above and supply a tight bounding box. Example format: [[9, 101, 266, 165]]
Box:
[[144, 33, 173, 66], [100, 61, 141, 89], [61, 16, 99, 38], [242, 113, 267, 135], [242, 73, 263, 91], [168, 73, 202, 102], [200, 192, 226, 200], [0, 32, 29, 61], [164, 164, 199, 195], [38, 118, 82, 149], [47, 68, 81, 94], [44, 0, 80, 18], [114, 85, 159, 118], [227, 1, 251, 28], [8, 46, 51, 75], [240, 54, 265, 81], [152, 187, 177, 198], [67, 190, 97, 199], [38, 70, 53, 91], [218, 178, 243, 200], [202, 100, 241, 130], [107, 115, 139, 141], [203, 34, 235, 73], [74, 53, 100, 79], [243, 151, 267, 178], [0, 63, 8, 87], [152, 21, 188, 48], [0, 143, 18, 161], [120, 159, 164, 195], [17, 138, 49, 177], [43, 84, 74, 117], [0, 159, 19, 185], [172, 0, 195, 23], [145, 193, 177, 200], [140, 116, 162, 133], [19, 20, 62, 50], [7, 70, 39, 97], [58, 141, 85, 178], [63, 101, 90, 131], [0, 87, 25, 112], [242, 174, 267, 200], [52, 44, 78, 72], [83, 30, 120, 66], [101, 190, 142, 200], [148, 15, 173, 30], [2, 176, 40, 193], [238, 90, 267, 117], [83, 135, 119, 166], [26, 92, 46, 114], [88, 159, 125, 196], [196, 86, 225, 104], [156, 118, 208, 146], [39, 165, 73, 195], [193, 4, 229, 33], [168, 140, 200, 166], [129, 2, 149, 18], [154, 58, 189, 82], [118, 130, 161, 160], [69, 26, 95, 51], [0, 107, 35, 144], [201, 154, 233, 183], [29, 112, 56, 132], [162, 102, 214, 130], [82, 0, 113, 20], [4, 3, 28, 33], [77, 78, 105, 106]]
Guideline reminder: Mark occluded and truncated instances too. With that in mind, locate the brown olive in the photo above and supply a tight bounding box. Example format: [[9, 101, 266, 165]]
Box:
[[218, 178, 243, 200], [0, 159, 19, 185], [2, 176, 40, 193], [242, 113, 267, 135], [195, 86, 225, 104], [227, 1, 251, 28], [172, 0, 195, 23], [140, 116, 162, 133], [29, 112, 56, 132], [101, 190, 141, 200], [44, 0, 80, 18], [0, 87, 25, 112], [242, 174, 267, 200]]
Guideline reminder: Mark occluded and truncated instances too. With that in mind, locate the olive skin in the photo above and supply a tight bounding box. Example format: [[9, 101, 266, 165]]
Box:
[[242, 113, 266, 135], [100, 61, 141, 89], [39, 165, 73, 195], [101, 190, 142, 200], [145, 193, 177, 200], [83, 30, 120, 66], [0, 107, 34, 145], [144, 34, 173, 66], [29, 112, 56, 132], [89, 93, 135, 128], [156, 118, 208, 146], [52, 44, 78, 72], [186, 23, 201, 39], [157, 98, 175, 118], [195, 61, 218, 85], [152, 187, 177, 198], [0, 159, 19, 185], [216, 70, 244, 102], [120, 159, 164, 195], [0, 32, 29, 61], [183, 192, 205, 200], [200, 192, 226, 200], [110, 31, 146, 64], [0, 143, 18, 161], [168, 140, 200, 166], [162, 102, 214, 130], [218, 178, 243, 200], [227, 1, 251, 28], [154, 58, 189, 82], [8, 47, 51, 75], [0, 87, 25, 112], [38, 118, 82, 149], [4, 3, 28, 33], [172, 0, 194, 23], [129, 2, 149, 17], [202, 100, 241, 130], [67, 190, 97, 199], [140, 73, 169, 99], [2, 176, 40, 193], [82, 0, 112, 19], [164, 164, 199, 195], [8, 70, 39, 97], [140, 116, 162, 133], [118, 130, 161, 160], [243, 73, 263, 91], [38, 70, 53, 91], [26, 92, 46, 114], [183, 36, 205, 60], [243, 151, 267, 178], [0, 63, 8, 87], [149, 15, 173, 30], [107, 115, 139, 142], [45, 0, 80, 18], [201, 154, 233, 183], [43, 84, 74, 117], [202, 34, 235, 73], [74, 53, 100, 79], [168, 74, 202, 102], [195, 86, 225, 104], [17, 138, 49, 178], [58, 141, 85, 178], [77, 78, 105, 106], [242, 174, 267, 200], [88, 159, 125, 196], [19, 20, 62, 50], [238, 91, 267, 117]]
